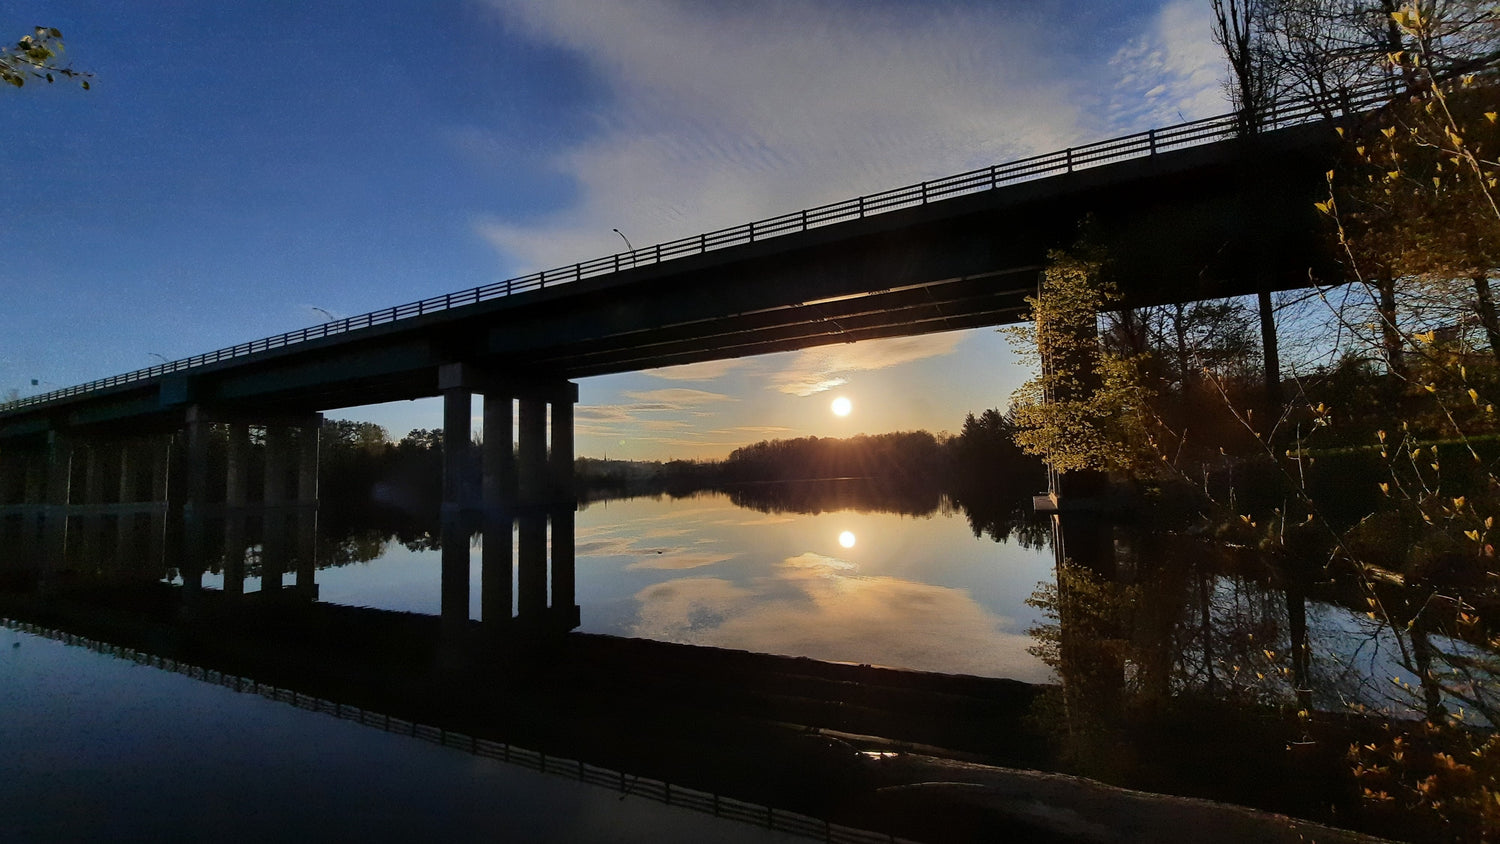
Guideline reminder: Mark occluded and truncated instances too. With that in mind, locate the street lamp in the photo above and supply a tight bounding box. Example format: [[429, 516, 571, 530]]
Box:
[[613, 228, 633, 252]]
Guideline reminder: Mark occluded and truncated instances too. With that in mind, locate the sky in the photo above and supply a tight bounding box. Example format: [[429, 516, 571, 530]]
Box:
[[1, 0, 1230, 461]]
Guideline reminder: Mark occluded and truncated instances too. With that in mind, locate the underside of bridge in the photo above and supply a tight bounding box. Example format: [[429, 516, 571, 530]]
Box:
[[0, 118, 1341, 446]]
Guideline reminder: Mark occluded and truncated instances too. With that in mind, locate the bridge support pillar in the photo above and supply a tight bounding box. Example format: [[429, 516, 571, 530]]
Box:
[[0, 448, 26, 505], [550, 505, 577, 626], [297, 423, 319, 505], [223, 512, 247, 596], [482, 395, 515, 507], [83, 444, 106, 506], [263, 426, 289, 505], [45, 431, 73, 506], [436, 363, 579, 633], [24, 450, 46, 505], [225, 424, 250, 507], [118, 440, 140, 504], [151, 435, 171, 504], [262, 508, 286, 592], [517, 510, 547, 619], [550, 398, 574, 502], [441, 385, 473, 512], [480, 513, 513, 624], [517, 397, 546, 506], [294, 507, 318, 600], [184, 408, 212, 512]]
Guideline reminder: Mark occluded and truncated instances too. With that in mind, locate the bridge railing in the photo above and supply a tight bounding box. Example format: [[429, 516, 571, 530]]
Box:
[[2, 76, 1409, 414]]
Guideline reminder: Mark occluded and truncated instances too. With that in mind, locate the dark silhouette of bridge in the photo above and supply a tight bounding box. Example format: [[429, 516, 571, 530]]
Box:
[[0, 81, 1398, 627]]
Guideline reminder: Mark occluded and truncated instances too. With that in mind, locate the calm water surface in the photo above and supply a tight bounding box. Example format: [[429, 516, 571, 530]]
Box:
[[0, 624, 804, 844], [245, 492, 1057, 682]]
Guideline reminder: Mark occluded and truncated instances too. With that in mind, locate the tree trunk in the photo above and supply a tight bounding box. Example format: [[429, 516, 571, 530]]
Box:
[[1257, 289, 1281, 410], [1473, 273, 1500, 365], [1173, 302, 1192, 395], [1377, 269, 1404, 379]]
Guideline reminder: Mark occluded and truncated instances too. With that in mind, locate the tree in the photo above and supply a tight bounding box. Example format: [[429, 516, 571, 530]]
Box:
[[1214, 0, 1283, 133], [1008, 250, 1154, 474], [2, 27, 89, 89]]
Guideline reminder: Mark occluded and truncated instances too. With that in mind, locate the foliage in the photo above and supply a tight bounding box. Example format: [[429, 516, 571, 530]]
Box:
[[1254, 5, 1500, 834], [2, 27, 89, 89], [1350, 723, 1500, 841], [1008, 250, 1155, 474], [1003, 7, 1500, 834], [721, 431, 945, 485]]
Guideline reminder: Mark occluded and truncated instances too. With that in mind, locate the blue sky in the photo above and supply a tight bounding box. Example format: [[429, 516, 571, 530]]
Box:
[[2, 1, 1229, 460]]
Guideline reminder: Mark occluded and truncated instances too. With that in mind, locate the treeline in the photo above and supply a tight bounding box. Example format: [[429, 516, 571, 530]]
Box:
[[315, 409, 1047, 520], [574, 410, 1046, 507]]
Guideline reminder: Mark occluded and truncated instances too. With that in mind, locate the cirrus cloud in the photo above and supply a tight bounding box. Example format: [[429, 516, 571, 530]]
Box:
[[771, 332, 965, 396]]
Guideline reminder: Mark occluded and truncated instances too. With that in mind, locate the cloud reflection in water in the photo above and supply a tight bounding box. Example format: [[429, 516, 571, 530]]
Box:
[[631, 551, 1049, 682]]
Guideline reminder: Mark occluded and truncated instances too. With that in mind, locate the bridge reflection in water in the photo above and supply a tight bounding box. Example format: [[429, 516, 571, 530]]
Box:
[[0, 502, 579, 634], [3, 489, 1461, 842]]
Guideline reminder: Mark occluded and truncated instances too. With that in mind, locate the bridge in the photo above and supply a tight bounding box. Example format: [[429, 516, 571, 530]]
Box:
[[0, 81, 1395, 627]]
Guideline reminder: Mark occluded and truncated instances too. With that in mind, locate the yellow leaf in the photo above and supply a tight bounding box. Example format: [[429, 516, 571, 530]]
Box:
[[1379, 482, 1390, 494], [1424, 383, 1437, 392], [1455, 496, 1466, 508], [1470, 388, 1480, 404], [1382, 126, 1397, 139], [1314, 200, 1332, 214], [1415, 330, 1435, 344], [1489, 112, 1498, 124], [1466, 530, 1480, 542], [1486, 516, 1493, 529], [1377, 430, 1386, 442]]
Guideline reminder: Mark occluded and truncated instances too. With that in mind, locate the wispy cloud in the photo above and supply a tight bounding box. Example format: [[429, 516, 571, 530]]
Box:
[[642, 359, 747, 382], [621, 388, 734, 407], [577, 388, 736, 440], [770, 332, 964, 396], [476, 0, 1086, 271], [1106, 0, 1225, 130]]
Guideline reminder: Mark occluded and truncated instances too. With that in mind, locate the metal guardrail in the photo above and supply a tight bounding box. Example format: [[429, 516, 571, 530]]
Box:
[[2, 78, 1404, 415], [4, 617, 912, 844]]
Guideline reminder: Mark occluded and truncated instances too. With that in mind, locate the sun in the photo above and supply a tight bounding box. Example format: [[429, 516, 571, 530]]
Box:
[[831, 396, 852, 417], [838, 531, 856, 548]]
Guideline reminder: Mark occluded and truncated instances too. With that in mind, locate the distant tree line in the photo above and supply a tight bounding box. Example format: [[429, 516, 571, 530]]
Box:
[[312, 408, 1047, 525]]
